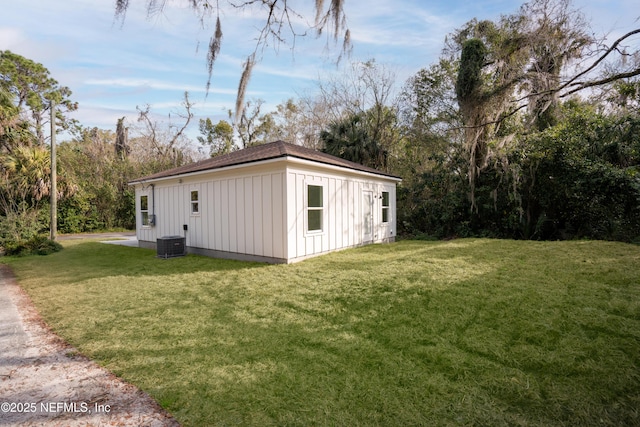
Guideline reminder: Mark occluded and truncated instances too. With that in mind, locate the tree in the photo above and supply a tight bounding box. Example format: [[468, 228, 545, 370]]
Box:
[[396, 0, 640, 240], [455, 37, 493, 208], [57, 127, 125, 232], [198, 118, 234, 156], [0, 50, 78, 147], [0, 52, 79, 247], [398, 59, 462, 174], [0, 87, 19, 145], [235, 98, 275, 148], [320, 112, 388, 171], [0, 151, 47, 243], [266, 99, 308, 145], [312, 60, 397, 122], [0, 144, 75, 244], [397, 59, 471, 238], [303, 59, 402, 158], [135, 91, 196, 167], [451, 17, 532, 210], [295, 94, 339, 149], [229, 97, 328, 148], [520, 0, 592, 130], [1, 145, 51, 211], [448, 0, 638, 128], [591, 52, 640, 116], [515, 101, 640, 240], [115, 117, 129, 160], [446, 0, 638, 211], [114, 0, 351, 121]]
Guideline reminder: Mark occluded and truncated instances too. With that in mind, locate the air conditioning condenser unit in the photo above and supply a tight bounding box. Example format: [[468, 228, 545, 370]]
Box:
[[157, 236, 185, 258]]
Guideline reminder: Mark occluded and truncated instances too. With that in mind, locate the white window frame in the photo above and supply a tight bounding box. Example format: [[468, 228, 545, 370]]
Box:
[[190, 190, 200, 216], [140, 194, 150, 227], [305, 181, 324, 234], [381, 191, 390, 223]]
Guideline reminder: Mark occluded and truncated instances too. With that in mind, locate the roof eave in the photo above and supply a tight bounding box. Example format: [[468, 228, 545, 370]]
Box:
[[285, 156, 402, 181], [128, 154, 401, 186], [128, 156, 287, 186]]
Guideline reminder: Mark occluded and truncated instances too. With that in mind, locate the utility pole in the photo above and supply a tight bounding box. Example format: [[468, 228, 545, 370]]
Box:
[[50, 102, 57, 241]]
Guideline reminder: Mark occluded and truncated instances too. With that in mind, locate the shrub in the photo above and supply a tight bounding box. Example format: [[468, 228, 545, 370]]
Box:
[[3, 235, 63, 256]]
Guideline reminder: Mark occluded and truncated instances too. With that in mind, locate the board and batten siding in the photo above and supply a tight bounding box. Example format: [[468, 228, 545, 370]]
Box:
[[135, 165, 287, 261], [135, 155, 398, 263], [285, 165, 397, 262]]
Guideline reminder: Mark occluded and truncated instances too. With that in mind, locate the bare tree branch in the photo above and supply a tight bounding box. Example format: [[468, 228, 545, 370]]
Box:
[[113, 0, 351, 113], [561, 68, 640, 97], [136, 92, 194, 160], [557, 28, 640, 93], [167, 91, 194, 148]]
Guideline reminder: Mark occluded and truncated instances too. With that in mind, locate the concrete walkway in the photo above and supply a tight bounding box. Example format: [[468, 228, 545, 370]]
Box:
[[57, 231, 135, 241], [0, 265, 179, 426], [56, 231, 140, 247], [99, 235, 139, 247]]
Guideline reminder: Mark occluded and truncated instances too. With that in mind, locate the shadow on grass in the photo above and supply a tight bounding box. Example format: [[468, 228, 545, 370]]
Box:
[[28, 240, 269, 285]]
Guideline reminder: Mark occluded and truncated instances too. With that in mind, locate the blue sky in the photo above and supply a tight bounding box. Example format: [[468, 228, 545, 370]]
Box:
[[1, 0, 638, 142]]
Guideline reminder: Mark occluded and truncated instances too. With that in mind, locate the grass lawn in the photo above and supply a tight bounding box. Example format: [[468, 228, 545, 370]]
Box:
[[3, 238, 640, 426]]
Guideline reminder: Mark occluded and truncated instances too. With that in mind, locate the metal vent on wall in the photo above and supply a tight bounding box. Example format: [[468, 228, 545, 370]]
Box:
[[157, 236, 185, 258]]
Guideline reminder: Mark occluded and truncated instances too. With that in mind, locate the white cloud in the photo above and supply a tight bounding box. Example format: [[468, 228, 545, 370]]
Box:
[[0, 27, 24, 47], [83, 77, 232, 94]]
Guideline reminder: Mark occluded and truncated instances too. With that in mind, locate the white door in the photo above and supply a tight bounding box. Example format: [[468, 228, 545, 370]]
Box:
[[363, 191, 374, 243]]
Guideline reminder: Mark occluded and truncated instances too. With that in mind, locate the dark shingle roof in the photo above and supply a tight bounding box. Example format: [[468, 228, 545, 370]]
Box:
[[129, 140, 401, 183]]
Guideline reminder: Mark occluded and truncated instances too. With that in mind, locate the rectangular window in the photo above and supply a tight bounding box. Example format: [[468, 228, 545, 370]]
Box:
[[191, 190, 199, 214], [140, 195, 149, 226], [382, 191, 390, 223], [307, 184, 323, 232]]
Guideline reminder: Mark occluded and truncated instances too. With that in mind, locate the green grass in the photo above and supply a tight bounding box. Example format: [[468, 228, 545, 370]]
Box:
[[3, 239, 640, 426]]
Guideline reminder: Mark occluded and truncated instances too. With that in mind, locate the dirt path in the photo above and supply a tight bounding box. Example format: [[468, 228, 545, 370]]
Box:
[[0, 265, 180, 427]]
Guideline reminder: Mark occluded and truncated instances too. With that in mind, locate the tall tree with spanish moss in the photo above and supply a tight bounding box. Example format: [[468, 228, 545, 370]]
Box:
[[113, 0, 352, 122]]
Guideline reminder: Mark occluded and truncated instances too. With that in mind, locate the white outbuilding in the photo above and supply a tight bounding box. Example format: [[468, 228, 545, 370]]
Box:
[[129, 140, 401, 263]]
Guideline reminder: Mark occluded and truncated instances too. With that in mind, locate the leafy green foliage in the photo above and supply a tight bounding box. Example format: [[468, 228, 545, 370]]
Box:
[[517, 103, 640, 240], [197, 118, 234, 156], [321, 111, 389, 171], [0, 208, 49, 250], [397, 99, 640, 241], [0, 50, 78, 146], [0, 52, 187, 242], [396, 0, 640, 243], [3, 234, 62, 256], [56, 128, 158, 232], [455, 38, 486, 101]]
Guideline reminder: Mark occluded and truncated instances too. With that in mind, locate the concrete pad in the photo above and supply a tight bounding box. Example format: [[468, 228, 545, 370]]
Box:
[[99, 236, 139, 247]]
